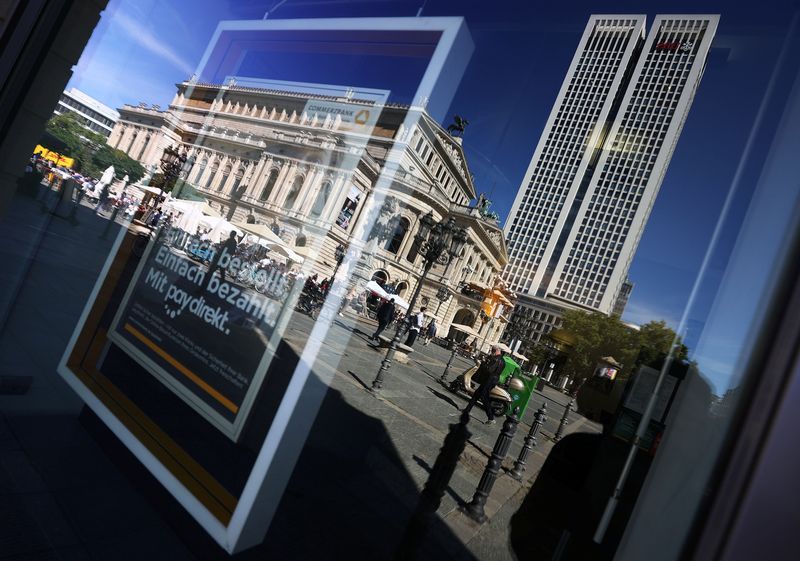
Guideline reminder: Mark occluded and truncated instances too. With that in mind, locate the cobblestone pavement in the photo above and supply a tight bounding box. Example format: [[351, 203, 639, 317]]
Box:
[[280, 309, 601, 555]]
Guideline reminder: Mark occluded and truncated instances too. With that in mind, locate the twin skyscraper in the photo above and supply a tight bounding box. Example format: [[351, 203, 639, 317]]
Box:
[[503, 15, 718, 343]]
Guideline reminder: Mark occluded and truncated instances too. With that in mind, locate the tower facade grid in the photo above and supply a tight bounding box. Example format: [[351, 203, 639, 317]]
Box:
[[504, 14, 718, 317], [504, 16, 646, 295]]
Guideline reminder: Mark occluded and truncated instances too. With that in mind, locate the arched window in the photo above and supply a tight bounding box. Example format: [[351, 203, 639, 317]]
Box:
[[218, 164, 231, 192], [371, 270, 388, 286], [259, 168, 279, 201], [205, 160, 219, 189], [406, 223, 422, 263], [384, 217, 409, 254], [295, 234, 307, 247], [194, 158, 208, 184], [395, 282, 408, 296], [310, 180, 332, 218], [230, 167, 245, 196], [284, 175, 303, 209]]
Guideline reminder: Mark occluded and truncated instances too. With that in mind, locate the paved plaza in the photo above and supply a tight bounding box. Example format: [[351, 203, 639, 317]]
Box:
[[0, 187, 600, 560]]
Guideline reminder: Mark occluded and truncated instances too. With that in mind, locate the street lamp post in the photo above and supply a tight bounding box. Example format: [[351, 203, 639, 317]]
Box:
[[434, 284, 451, 317], [156, 145, 194, 214], [371, 212, 467, 392], [328, 243, 347, 294]]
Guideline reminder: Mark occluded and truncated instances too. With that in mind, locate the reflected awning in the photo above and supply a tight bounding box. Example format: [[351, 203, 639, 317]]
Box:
[[232, 222, 286, 247], [448, 323, 481, 338]]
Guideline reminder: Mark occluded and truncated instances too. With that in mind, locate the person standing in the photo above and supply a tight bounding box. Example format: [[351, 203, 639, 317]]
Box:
[[204, 230, 239, 288], [372, 297, 396, 341], [423, 318, 438, 346], [404, 307, 427, 347], [463, 345, 506, 425]]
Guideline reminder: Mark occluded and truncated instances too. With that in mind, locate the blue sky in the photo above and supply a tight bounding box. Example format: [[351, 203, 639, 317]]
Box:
[[68, 0, 797, 388]]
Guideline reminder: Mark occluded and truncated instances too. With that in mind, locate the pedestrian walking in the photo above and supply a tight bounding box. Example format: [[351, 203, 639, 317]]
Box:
[[404, 307, 427, 347], [372, 297, 396, 341], [463, 345, 506, 425], [423, 318, 437, 346]]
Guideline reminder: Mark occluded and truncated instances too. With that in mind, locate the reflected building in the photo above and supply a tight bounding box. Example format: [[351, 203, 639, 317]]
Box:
[[503, 15, 718, 350], [108, 79, 509, 341], [54, 87, 119, 137]]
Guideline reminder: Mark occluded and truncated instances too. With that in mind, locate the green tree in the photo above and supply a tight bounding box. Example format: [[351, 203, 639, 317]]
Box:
[[87, 145, 145, 183], [560, 310, 640, 383], [43, 112, 105, 163], [635, 319, 689, 367], [556, 311, 687, 385], [42, 112, 145, 182]]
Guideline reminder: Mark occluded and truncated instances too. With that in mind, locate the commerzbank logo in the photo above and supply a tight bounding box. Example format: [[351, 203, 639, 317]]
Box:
[[654, 40, 694, 53], [302, 100, 377, 132], [354, 109, 370, 125]]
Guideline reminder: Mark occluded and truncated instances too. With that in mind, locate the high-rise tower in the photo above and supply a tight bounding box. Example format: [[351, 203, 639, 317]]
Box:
[[504, 14, 718, 344]]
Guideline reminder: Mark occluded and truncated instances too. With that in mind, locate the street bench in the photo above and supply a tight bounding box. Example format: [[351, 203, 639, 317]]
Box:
[[374, 335, 414, 364]]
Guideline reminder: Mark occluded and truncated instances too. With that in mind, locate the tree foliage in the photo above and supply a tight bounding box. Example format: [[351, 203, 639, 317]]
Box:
[[557, 310, 687, 383], [42, 112, 145, 182]]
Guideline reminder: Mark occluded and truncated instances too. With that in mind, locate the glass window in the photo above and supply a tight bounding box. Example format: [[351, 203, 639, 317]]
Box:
[[384, 217, 409, 254], [283, 175, 303, 208], [259, 168, 279, 201], [3, 5, 799, 561], [205, 160, 219, 189], [309, 180, 332, 218]]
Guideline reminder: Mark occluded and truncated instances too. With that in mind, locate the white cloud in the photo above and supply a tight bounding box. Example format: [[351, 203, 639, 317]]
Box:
[[112, 11, 195, 76]]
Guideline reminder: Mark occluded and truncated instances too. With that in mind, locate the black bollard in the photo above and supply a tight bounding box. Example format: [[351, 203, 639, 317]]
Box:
[[553, 397, 574, 442], [462, 407, 521, 524], [509, 403, 547, 481], [439, 344, 458, 383], [100, 205, 121, 239], [394, 411, 472, 560]]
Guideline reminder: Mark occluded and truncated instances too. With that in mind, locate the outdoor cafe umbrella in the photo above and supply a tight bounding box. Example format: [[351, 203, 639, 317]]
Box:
[[448, 323, 482, 339], [99, 165, 115, 185], [232, 221, 287, 247], [365, 280, 390, 299], [388, 295, 410, 310], [263, 242, 305, 264]]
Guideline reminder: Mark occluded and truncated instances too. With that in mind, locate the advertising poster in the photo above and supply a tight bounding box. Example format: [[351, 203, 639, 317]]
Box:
[[108, 235, 283, 439]]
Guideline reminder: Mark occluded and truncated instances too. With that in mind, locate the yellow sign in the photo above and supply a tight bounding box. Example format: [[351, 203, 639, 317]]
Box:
[[34, 145, 75, 169]]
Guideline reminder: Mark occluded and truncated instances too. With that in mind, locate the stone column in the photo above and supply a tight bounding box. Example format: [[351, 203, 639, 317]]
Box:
[[396, 211, 419, 260], [272, 161, 299, 206], [320, 173, 347, 223], [196, 152, 214, 188], [296, 167, 324, 215], [246, 153, 268, 197], [325, 174, 352, 225], [250, 156, 276, 200], [219, 158, 239, 195]]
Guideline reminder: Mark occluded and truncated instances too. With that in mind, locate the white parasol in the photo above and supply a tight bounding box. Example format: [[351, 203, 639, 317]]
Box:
[[364, 280, 390, 299], [99, 165, 115, 185], [232, 221, 287, 247], [448, 323, 482, 339], [263, 242, 304, 264]]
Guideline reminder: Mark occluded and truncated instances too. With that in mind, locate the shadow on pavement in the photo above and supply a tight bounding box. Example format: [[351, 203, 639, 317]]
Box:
[[346, 369, 372, 391], [0, 191, 479, 561], [426, 386, 461, 410], [412, 454, 467, 507]]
